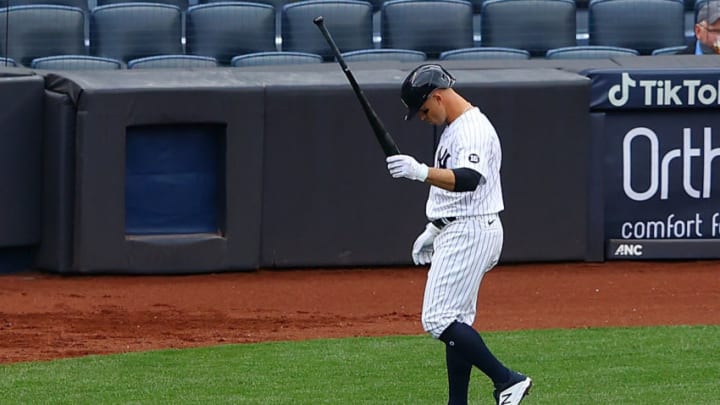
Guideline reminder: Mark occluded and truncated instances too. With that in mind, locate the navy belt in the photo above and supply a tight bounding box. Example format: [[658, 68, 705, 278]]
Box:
[[431, 217, 456, 230]]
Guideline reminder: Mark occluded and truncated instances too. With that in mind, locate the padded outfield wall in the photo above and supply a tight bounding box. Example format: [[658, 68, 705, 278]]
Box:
[[2, 56, 717, 273], [0, 70, 43, 273]]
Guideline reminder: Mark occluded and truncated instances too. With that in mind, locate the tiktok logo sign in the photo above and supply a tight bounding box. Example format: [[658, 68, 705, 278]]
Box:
[[622, 126, 720, 201], [608, 72, 720, 107]]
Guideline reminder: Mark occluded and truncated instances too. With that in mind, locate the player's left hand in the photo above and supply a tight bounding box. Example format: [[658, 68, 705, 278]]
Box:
[[412, 222, 440, 265], [386, 155, 428, 182]]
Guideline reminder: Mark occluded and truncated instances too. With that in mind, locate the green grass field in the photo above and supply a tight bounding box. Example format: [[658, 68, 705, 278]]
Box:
[[1, 325, 718, 404]]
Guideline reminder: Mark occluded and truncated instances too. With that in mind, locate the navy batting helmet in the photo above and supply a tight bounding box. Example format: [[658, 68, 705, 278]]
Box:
[[401, 64, 455, 120]]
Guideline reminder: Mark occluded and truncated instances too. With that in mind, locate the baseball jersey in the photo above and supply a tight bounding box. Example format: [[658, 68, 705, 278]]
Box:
[[426, 107, 504, 220]]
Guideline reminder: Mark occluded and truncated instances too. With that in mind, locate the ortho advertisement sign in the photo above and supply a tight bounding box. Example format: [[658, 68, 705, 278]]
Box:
[[588, 69, 720, 259]]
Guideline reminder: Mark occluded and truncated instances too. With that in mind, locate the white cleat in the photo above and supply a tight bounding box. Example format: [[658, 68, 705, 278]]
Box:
[[495, 374, 532, 405]]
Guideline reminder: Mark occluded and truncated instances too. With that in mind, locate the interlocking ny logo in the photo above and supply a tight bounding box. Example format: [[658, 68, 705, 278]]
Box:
[[437, 148, 450, 169]]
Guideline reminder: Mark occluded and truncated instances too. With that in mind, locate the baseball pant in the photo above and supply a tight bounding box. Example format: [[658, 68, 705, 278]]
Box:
[[421, 214, 503, 338]]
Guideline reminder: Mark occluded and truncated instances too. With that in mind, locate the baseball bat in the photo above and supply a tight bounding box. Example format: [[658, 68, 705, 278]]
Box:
[[313, 16, 401, 157]]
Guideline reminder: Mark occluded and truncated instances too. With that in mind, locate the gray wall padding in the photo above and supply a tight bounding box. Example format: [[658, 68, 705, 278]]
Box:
[[46, 70, 265, 273], [37, 65, 590, 273], [35, 90, 76, 271], [0, 74, 43, 247], [12, 57, 720, 273]]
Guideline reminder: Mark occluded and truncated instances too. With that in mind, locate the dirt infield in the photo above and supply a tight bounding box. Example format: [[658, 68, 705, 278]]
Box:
[[1, 261, 718, 363]]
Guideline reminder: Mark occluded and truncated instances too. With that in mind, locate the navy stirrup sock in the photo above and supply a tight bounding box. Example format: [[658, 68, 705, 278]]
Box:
[[446, 345, 472, 405], [439, 321, 511, 387]]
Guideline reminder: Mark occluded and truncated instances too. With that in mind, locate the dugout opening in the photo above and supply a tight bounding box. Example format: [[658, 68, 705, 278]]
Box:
[[125, 123, 226, 236]]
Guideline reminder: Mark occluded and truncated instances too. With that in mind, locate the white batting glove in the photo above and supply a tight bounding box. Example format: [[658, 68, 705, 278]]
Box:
[[386, 155, 429, 182], [411, 222, 441, 265]]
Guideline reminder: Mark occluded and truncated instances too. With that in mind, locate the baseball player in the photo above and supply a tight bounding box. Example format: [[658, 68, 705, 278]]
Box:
[[386, 64, 532, 405]]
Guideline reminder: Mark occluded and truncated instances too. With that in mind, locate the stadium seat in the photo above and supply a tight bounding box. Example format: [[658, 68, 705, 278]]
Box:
[[200, 0, 296, 9], [31, 55, 123, 69], [96, 0, 190, 11], [381, 0, 474, 58], [481, 0, 577, 56], [0, 0, 92, 51], [128, 55, 218, 68], [545, 45, 639, 58], [0, 0, 88, 10], [186, 2, 277, 65], [281, 0, 374, 59], [90, 3, 183, 63], [198, 0, 301, 49], [0, 5, 85, 67], [650, 45, 688, 55], [439, 46, 531, 60], [230, 51, 323, 66], [340, 48, 427, 62], [589, 0, 685, 54], [0, 57, 17, 67]]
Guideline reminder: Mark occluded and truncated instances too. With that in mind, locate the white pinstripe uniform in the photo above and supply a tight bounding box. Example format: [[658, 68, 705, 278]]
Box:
[[422, 107, 505, 338]]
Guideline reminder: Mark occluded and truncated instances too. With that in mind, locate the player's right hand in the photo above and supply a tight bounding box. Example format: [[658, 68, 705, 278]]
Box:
[[412, 222, 441, 265], [386, 154, 429, 182]]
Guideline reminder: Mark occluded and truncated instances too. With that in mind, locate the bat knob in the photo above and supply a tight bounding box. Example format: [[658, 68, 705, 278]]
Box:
[[313, 16, 324, 25]]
